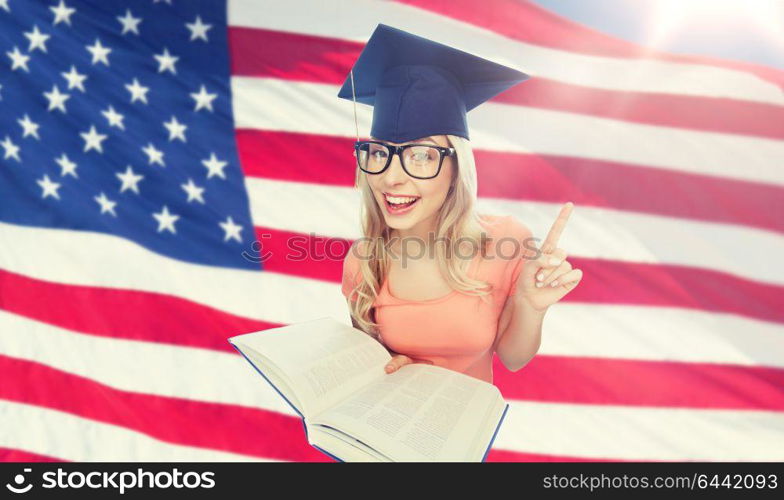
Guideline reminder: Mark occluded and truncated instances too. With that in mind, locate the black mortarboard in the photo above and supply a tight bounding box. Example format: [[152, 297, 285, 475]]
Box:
[[337, 24, 531, 143]]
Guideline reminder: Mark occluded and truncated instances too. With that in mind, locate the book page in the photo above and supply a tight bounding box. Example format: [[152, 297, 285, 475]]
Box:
[[230, 317, 391, 416], [311, 364, 504, 461]]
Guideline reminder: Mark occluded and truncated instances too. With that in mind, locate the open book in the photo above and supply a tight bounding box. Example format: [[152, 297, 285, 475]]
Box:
[[228, 316, 509, 462]]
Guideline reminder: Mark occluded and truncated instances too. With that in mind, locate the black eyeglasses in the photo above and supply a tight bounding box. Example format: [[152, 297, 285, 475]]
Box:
[[353, 140, 455, 180]]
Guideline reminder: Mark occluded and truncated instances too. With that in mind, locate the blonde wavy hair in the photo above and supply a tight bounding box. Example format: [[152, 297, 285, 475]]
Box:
[[346, 134, 502, 339]]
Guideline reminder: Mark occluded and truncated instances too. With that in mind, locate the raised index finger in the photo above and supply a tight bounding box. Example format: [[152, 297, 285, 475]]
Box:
[[540, 202, 574, 254]]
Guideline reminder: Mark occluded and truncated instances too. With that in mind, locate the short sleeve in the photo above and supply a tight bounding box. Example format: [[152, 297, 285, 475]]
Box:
[[341, 241, 362, 302], [505, 216, 534, 297]]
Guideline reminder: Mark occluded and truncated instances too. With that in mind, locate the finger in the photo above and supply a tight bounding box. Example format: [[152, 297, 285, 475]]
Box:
[[384, 355, 412, 373], [540, 202, 574, 254], [537, 260, 573, 287], [533, 248, 567, 277], [549, 268, 583, 289]]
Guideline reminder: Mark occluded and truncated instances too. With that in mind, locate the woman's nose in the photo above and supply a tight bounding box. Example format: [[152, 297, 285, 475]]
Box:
[[382, 153, 408, 186]]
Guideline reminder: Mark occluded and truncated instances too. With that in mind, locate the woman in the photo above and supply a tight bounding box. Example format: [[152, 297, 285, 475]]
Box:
[[337, 25, 582, 384]]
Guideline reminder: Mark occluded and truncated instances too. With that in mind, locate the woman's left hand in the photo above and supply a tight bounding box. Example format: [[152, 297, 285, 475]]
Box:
[[514, 202, 583, 312]]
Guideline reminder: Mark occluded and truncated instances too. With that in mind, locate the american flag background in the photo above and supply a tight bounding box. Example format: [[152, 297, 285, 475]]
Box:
[[1, 0, 783, 462]]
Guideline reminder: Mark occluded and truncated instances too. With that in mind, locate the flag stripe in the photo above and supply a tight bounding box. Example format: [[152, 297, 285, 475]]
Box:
[[499, 400, 784, 461], [0, 269, 275, 353], [6, 281, 782, 369], [4, 304, 783, 413], [227, 0, 784, 104], [395, 0, 784, 89], [5, 215, 784, 327], [494, 356, 784, 411], [245, 178, 784, 291], [237, 129, 784, 235], [0, 448, 59, 463], [3, 327, 782, 461], [0, 400, 272, 462], [228, 26, 784, 140], [0, 221, 348, 325], [0, 355, 327, 462], [232, 77, 784, 187]]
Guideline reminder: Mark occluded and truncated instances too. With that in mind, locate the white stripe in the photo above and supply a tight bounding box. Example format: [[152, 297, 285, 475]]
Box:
[[0, 221, 350, 326], [2, 306, 779, 411], [2, 312, 782, 461], [246, 177, 784, 287], [499, 400, 784, 461], [232, 77, 784, 187], [227, 0, 784, 105], [0, 401, 274, 461], [544, 304, 784, 369]]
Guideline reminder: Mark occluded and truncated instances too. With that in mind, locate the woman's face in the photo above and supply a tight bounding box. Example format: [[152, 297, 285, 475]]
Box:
[[365, 134, 455, 233]]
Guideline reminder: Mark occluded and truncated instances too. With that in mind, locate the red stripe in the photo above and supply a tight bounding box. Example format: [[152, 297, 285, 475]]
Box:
[[0, 355, 329, 462], [493, 356, 784, 411], [0, 355, 559, 462], [395, 0, 784, 89], [0, 269, 279, 353], [0, 447, 62, 462], [4, 228, 783, 333], [227, 27, 784, 140], [4, 266, 783, 410], [253, 231, 784, 324], [237, 130, 784, 235], [252, 226, 346, 281]]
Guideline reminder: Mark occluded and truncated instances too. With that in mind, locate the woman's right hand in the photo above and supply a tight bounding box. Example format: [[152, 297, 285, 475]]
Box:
[[384, 354, 432, 373], [384, 355, 413, 373]]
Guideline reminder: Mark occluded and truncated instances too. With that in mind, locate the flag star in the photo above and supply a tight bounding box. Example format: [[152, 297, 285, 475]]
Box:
[[190, 84, 217, 112], [50, 0, 76, 26], [18, 114, 40, 139], [185, 15, 212, 42], [61, 65, 87, 92], [153, 47, 178, 74], [202, 152, 227, 179], [80, 125, 107, 153], [37, 174, 61, 200], [24, 25, 51, 54], [125, 77, 149, 104], [7, 46, 31, 72], [141, 142, 165, 166], [24, 25, 51, 53], [181, 178, 205, 204], [117, 8, 141, 35], [85, 38, 111, 65], [0, 0, 10, 13], [94, 192, 117, 216], [43, 84, 70, 113], [1, 135, 21, 162], [55, 153, 78, 178], [163, 116, 187, 142], [101, 105, 125, 130], [116, 165, 143, 194], [152, 205, 179, 234], [219, 216, 243, 243]]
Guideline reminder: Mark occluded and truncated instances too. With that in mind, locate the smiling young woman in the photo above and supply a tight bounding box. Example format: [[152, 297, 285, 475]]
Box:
[[337, 25, 582, 385]]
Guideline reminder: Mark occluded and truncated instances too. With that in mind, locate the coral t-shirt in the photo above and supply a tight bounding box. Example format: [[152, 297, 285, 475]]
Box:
[[341, 214, 533, 384]]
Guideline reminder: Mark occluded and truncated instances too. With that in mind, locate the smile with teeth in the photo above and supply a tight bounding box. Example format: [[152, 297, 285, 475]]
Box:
[[383, 193, 420, 212]]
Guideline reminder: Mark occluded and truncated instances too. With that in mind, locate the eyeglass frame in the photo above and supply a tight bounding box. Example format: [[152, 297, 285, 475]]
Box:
[[353, 140, 456, 180]]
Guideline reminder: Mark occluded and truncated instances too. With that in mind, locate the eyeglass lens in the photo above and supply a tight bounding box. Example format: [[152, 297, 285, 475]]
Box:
[[356, 142, 442, 179]]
